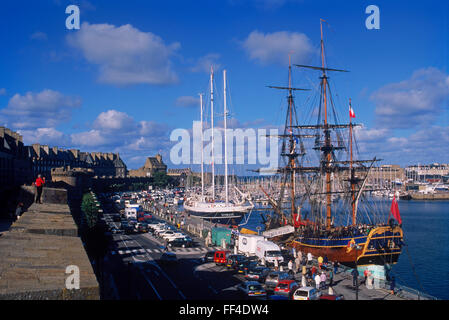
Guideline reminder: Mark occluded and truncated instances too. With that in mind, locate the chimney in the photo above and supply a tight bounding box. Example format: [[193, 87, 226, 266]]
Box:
[[156, 154, 162, 163], [42, 145, 49, 155], [70, 149, 79, 159], [33, 144, 41, 158]]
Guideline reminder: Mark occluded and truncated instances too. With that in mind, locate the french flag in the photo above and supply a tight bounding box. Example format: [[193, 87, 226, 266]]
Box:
[[349, 106, 356, 118]]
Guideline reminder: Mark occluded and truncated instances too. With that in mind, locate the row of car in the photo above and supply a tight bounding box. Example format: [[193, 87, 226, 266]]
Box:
[[202, 250, 343, 300], [147, 221, 194, 248]]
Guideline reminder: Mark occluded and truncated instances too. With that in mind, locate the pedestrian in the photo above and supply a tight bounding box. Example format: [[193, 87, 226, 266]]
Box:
[[314, 273, 321, 290], [390, 276, 396, 295], [288, 259, 293, 272], [328, 286, 334, 295], [274, 257, 279, 270], [318, 256, 323, 270], [364, 269, 369, 284], [311, 265, 317, 279], [164, 239, 169, 251], [320, 272, 327, 289], [295, 255, 301, 273], [323, 255, 329, 269], [301, 275, 307, 287], [307, 252, 313, 265], [333, 261, 339, 274], [15, 202, 24, 221], [351, 268, 359, 288], [34, 174, 45, 204], [329, 268, 334, 287]]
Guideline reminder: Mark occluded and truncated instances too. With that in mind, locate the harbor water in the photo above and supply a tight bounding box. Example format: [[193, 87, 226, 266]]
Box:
[[239, 199, 449, 300]]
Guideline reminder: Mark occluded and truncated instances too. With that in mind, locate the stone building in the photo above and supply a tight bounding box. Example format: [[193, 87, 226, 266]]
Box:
[[128, 154, 167, 177], [27, 144, 127, 179], [0, 127, 32, 188]]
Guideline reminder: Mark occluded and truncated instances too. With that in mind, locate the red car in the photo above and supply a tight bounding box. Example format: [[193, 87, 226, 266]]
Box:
[[320, 294, 345, 300], [214, 250, 231, 266], [274, 280, 300, 299]]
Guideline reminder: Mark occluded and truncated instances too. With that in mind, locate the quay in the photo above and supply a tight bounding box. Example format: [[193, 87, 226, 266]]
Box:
[[0, 188, 99, 300], [143, 202, 436, 300]]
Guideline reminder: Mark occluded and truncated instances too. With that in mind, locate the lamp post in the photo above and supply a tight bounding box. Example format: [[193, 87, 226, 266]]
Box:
[[355, 244, 361, 300]]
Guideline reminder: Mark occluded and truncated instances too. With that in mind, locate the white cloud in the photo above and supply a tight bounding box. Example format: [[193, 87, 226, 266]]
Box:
[[71, 109, 171, 153], [93, 109, 135, 133], [0, 89, 81, 130], [371, 67, 449, 129], [67, 22, 180, 86], [190, 53, 221, 73], [175, 96, 200, 108], [242, 30, 316, 66], [19, 127, 70, 146]]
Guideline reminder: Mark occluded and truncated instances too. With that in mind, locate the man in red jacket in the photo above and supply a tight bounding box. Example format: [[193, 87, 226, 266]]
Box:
[[34, 174, 45, 204]]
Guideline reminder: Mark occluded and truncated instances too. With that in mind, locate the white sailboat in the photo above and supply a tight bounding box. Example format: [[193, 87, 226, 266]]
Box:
[[184, 67, 254, 224]]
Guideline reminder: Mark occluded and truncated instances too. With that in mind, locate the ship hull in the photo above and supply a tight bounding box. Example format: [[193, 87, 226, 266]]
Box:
[[184, 208, 245, 225], [291, 226, 403, 267], [183, 202, 252, 226]]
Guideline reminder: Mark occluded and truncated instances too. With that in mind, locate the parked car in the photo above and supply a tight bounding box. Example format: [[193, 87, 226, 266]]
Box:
[[226, 254, 248, 270], [136, 222, 148, 233], [111, 227, 123, 234], [237, 260, 258, 274], [320, 294, 344, 300], [292, 286, 322, 300], [202, 250, 216, 263], [159, 252, 177, 265], [237, 281, 267, 298], [123, 225, 135, 234], [168, 238, 192, 248], [265, 271, 294, 290], [244, 266, 271, 282], [274, 280, 300, 299], [214, 250, 231, 266]]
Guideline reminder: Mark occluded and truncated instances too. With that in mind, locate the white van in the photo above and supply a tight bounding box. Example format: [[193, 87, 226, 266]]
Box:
[[255, 240, 283, 264], [238, 234, 265, 255], [125, 207, 137, 219]]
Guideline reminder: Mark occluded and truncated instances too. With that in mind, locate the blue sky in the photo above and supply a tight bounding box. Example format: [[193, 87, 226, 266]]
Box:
[[0, 0, 448, 172]]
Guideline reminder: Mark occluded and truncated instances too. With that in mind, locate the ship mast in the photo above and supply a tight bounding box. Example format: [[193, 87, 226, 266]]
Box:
[[320, 19, 333, 231], [223, 69, 229, 204], [199, 93, 204, 199], [288, 55, 296, 220], [349, 98, 356, 225], [210, 66, 215, 201]]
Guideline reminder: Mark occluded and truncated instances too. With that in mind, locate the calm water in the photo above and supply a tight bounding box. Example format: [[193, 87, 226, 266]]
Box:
[[240, 199, 449, 300]]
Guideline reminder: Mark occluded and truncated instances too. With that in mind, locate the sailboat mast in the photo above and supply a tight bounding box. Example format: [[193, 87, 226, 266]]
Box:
[[349, 98, 356, 225], [210, 66, 215, 201], [200, 93, 204, 198], [319, 19, 333, 230], [288, 55, 296, 218], [223, 69, 229, 204]]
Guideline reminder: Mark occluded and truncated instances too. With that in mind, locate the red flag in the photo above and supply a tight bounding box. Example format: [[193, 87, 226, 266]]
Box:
[[390, 196, 402, 225], [349, 106, 356, 118]]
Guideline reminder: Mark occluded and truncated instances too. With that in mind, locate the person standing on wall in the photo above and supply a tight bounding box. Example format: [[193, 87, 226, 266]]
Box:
[[34, 174, 45, 204]]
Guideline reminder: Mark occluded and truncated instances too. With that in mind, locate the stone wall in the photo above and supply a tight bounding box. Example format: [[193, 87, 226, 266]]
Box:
[[0, 188, 99, 300]]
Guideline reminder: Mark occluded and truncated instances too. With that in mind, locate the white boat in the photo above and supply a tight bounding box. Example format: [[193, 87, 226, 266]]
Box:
[[184, 67, 253, 224]]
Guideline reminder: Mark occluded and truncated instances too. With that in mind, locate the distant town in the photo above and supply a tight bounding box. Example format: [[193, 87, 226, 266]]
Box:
[[2, 125, 448, 215]]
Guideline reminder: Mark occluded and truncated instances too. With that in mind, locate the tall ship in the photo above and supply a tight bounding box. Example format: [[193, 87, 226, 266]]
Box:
[[254, 20, 404, 268], [184, 67, 254, 225]]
